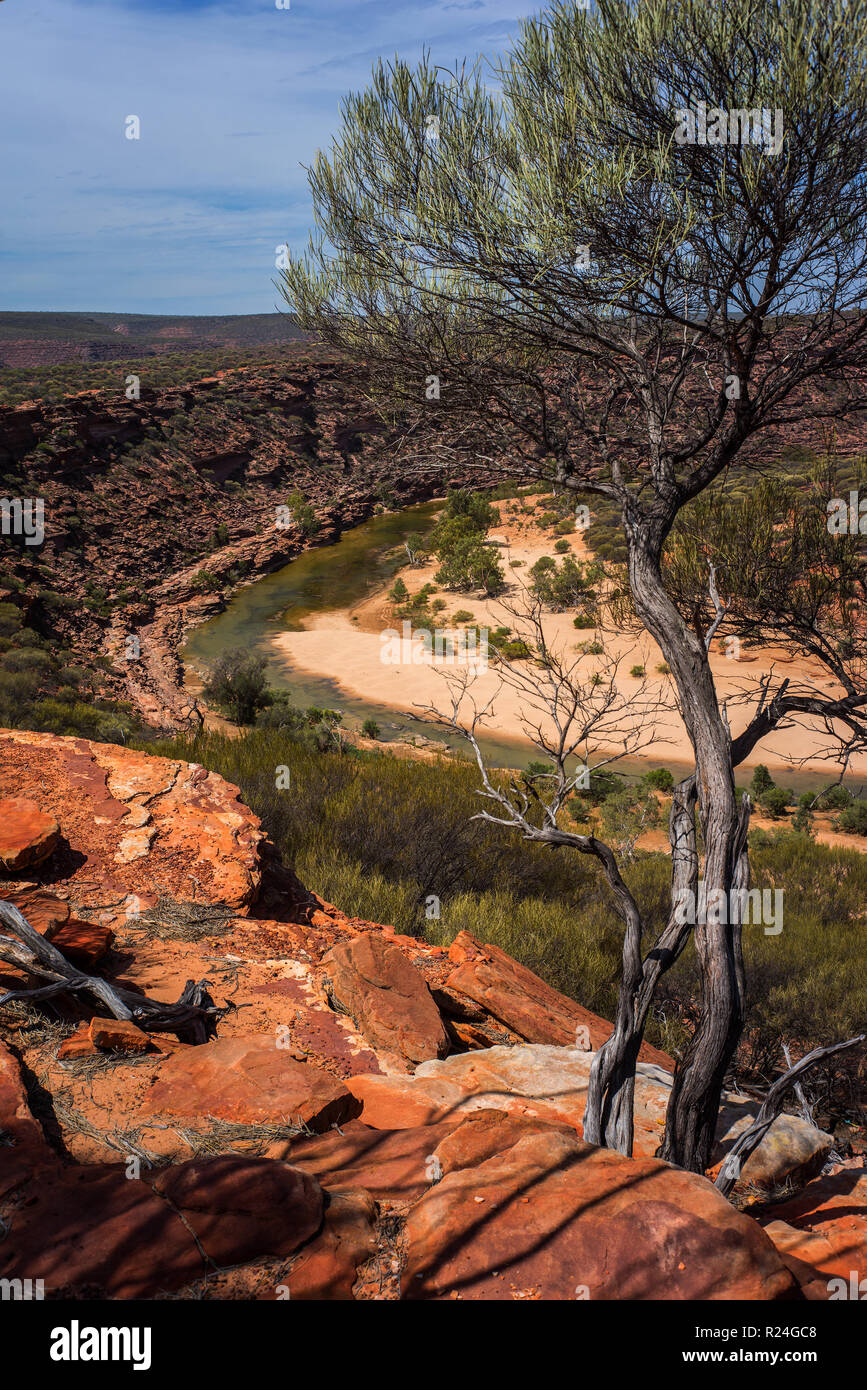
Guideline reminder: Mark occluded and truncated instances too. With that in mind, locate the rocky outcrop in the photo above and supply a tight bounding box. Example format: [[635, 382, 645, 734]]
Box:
[[147, 1036, 363, 1131], [759, 1172, 867, 1297], [0, 729, 265, 916], [401, 1116, 798, 1301], [0, 730, 859, 1301]]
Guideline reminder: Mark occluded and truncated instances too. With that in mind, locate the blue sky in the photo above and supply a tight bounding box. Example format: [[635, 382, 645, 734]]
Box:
[[0, 0, 528, 315]]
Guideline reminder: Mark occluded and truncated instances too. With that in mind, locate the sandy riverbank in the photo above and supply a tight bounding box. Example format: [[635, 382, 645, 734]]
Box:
[[271, 498, 867, 781]]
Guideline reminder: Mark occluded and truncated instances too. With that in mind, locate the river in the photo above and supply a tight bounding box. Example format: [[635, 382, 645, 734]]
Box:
[[181, 500, 828, 790]]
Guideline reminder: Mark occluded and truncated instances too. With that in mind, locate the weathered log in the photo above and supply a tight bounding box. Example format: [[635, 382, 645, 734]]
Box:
[[0, 901, 224, 1044], [715, 1033, 866, 1197]]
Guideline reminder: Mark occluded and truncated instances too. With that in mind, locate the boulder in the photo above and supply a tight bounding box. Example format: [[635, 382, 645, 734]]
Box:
[[322, 932, 449, 1068], [416, 1043, 833, 1187], [711, 1096, 832, 1189], [146, 1035, 362, 1131], [276, 1189, 378, 1300], [0, 1040, 59, 1197], [0, 1163, 206, 1298], [402, 1127, 798, 1300], [88, 1016, 153, 1053], [50, 918, 114, 968], [152, 1156, 324, 1266], [414, 1043, 663, 1153], [0, 798, 59, 873]]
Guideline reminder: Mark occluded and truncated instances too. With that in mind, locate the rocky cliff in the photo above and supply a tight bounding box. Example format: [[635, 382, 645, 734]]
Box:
[[0, 729, 858, 1300], [0, 360, 485, 728]]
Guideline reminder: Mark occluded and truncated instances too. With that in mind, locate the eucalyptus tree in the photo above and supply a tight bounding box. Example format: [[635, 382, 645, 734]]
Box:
[[281, 0, 867, 1173]]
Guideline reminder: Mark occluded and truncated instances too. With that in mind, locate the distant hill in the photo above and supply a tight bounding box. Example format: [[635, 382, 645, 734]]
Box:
[[0, 312, 312, 368]]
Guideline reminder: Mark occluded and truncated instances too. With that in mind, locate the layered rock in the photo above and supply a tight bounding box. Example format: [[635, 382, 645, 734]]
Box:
[[0, 797, 59, 872], [0, 729, 858, 1302]]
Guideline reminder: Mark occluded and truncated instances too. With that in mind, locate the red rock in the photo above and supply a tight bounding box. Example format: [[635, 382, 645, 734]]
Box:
[[152, 1156, 324, 1266], [0, 1040, 59, 1197], [402, 1129, 798, 1300], [50, 917, 114, 967], [57, 1025, 99, 1061], [146, 1035, 361, 1131], [276, 1189, 378, 1300], [345, 1072, 469, 1129], [322, 932, 449, 1068], [88, 1016, 153, 1053], [0, 885, 69, 935], [759, 1172, 867, 1285], [284, 1119, 457, 1203], [432, 1109, 578, 1176], [444, 931, 674, 1070], [0, 798, 59, 873], [0, 1163, 205, 1298]]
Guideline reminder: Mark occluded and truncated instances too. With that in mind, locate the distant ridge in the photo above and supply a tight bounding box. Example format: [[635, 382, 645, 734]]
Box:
[[0, 311, 312, 368]]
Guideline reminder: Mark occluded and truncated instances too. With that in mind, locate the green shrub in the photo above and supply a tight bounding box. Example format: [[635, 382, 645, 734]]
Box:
[[836, 801, 867, 836], [642, 767, 674, 792], [750, 764, 775, 798], [759, 786, 790, 819], [202, 650, 272, 725]]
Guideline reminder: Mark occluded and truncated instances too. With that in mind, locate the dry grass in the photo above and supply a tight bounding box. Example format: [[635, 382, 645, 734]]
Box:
[[133, 894, 235, 942]]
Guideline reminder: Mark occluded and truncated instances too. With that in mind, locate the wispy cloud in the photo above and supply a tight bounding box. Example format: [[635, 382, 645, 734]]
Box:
[[0, 0, 529, 313]]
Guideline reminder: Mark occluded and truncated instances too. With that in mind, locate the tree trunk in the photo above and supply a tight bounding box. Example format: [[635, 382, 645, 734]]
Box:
[[584, 776, 698, 1152], [626, 523, 747, 1173]]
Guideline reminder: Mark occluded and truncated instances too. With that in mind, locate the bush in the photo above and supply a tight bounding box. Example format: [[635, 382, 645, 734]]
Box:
[[287, 489, 319, 537], [836, 801, 867, 836], [816, 783, 854, 811], [361, 717, 380, 739], [629, 664, 645, 678], [435, 539, 505, 595], [388, 576, 409, 603], [191, 569, 222, 593], [642, 767, 674, 793], [554, 538, 571, 552], [203, 649, 272, 725], [758, 785, 790, 819]]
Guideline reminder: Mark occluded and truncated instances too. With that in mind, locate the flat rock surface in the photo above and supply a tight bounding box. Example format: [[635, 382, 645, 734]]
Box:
[[0, 730, 265, 916], [145, 1035, 363, 1130]]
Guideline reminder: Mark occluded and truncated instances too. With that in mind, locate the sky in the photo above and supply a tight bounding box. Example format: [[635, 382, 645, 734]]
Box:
[[0, 0, 529, 315]]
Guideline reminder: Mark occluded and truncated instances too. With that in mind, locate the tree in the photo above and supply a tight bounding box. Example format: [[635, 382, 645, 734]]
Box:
[[404, 532, 426, 565], [203, 649, 272, 726], [282, 0, 867, 1172], [287, 488, 319, 537]]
